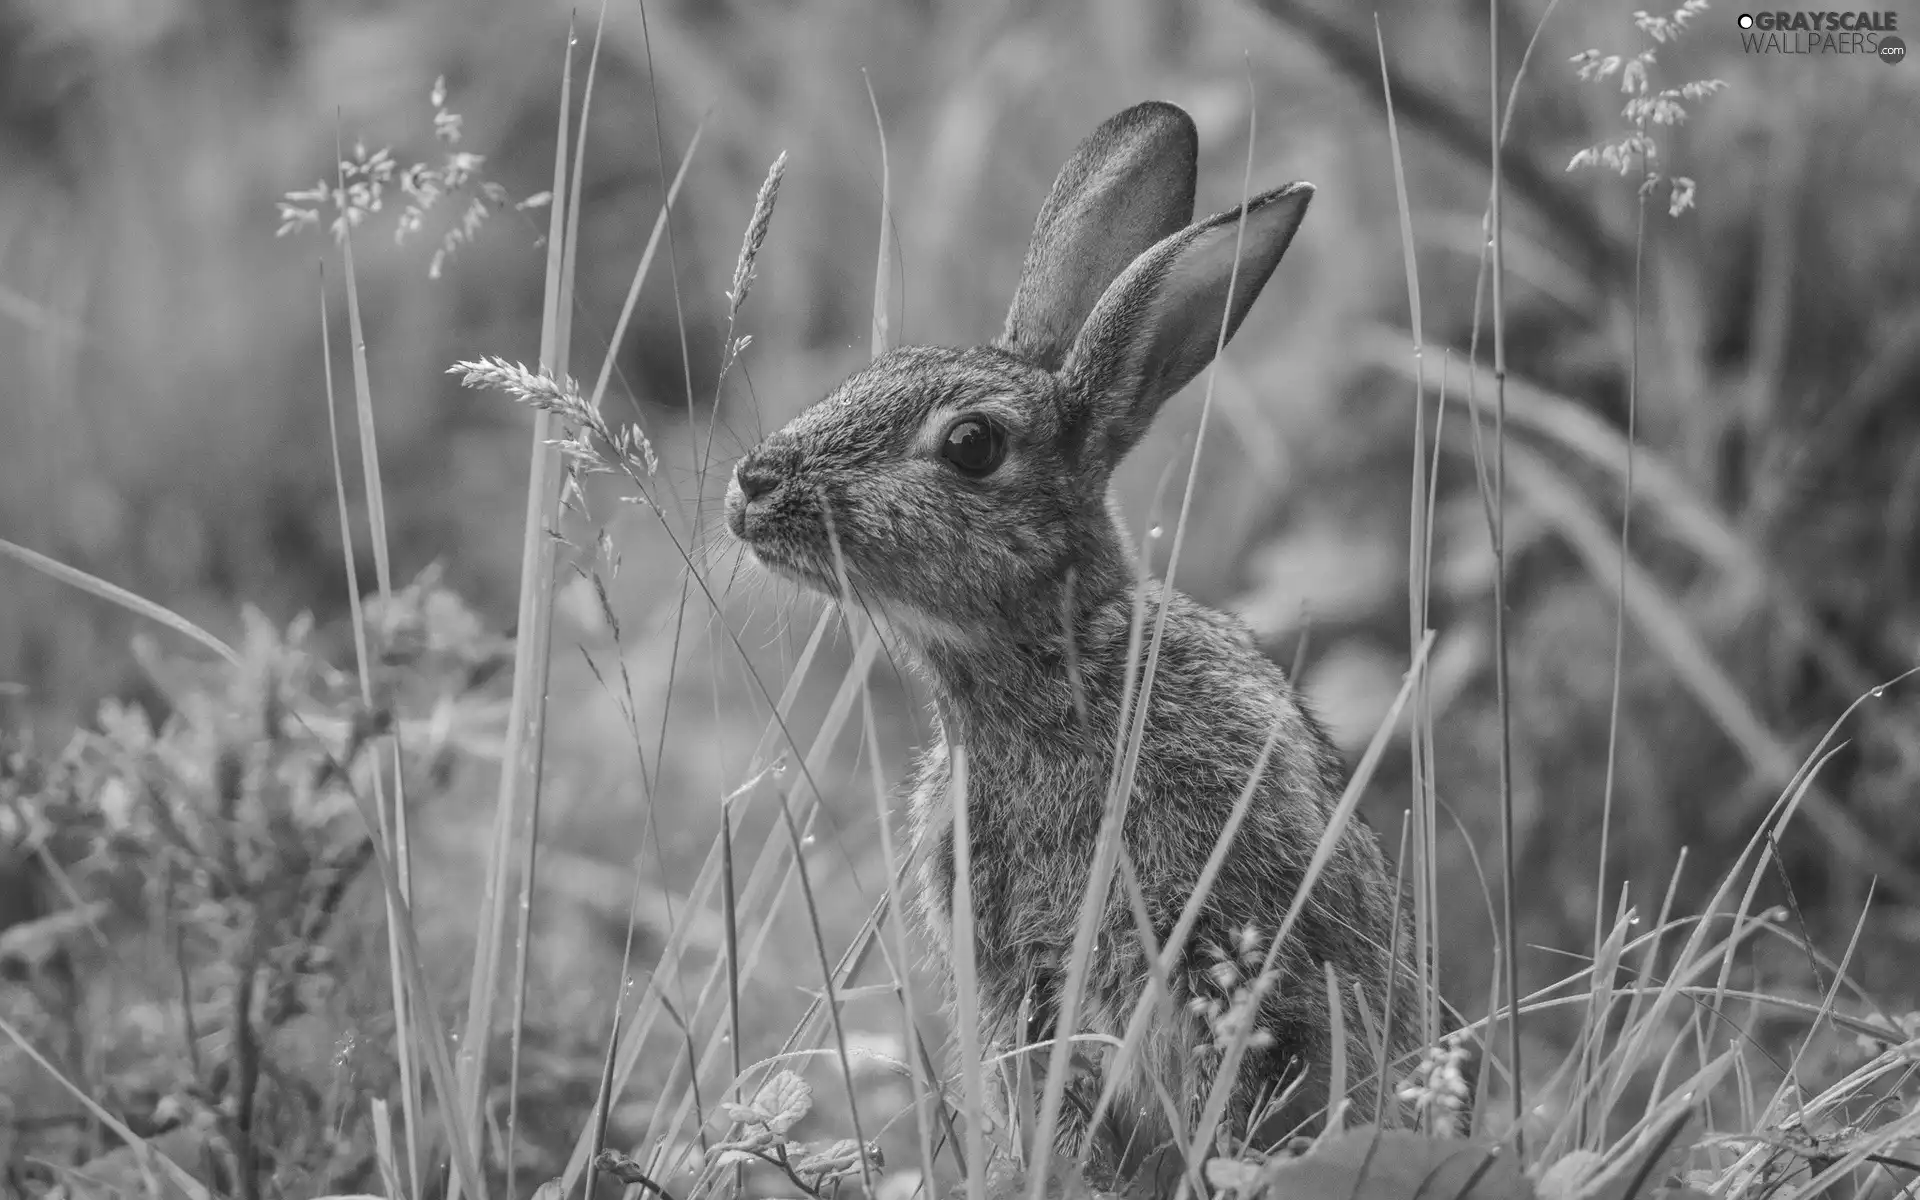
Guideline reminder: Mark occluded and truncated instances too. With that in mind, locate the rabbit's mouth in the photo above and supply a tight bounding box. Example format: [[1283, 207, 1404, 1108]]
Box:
[[726, 455, 847, 594], [744, 541, 840, 594], [730, 515, 842, 596]]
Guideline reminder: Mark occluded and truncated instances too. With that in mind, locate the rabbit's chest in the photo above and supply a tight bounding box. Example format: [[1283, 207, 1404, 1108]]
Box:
[[904, 740, 1104, 954]]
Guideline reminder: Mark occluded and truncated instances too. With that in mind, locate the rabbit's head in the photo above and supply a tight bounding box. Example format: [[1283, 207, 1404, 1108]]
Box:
[[726, 101, 1311, 647]]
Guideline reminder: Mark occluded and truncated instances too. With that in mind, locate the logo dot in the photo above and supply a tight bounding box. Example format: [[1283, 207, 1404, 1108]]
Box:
[[1881, 35, 1907, 64], [1737, 12, 1754, 28]]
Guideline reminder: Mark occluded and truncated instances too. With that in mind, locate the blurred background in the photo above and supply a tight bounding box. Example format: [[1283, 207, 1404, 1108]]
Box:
[[2, 0, 1919, 1191]]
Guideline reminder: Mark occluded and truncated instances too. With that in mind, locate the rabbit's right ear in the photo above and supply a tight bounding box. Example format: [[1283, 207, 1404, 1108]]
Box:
[[1058, 183, 1312, 470], [996, 101, 1199, 372]]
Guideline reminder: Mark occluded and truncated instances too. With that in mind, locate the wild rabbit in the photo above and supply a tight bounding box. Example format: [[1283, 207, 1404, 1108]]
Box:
[[725, 100, 1420, 1167]]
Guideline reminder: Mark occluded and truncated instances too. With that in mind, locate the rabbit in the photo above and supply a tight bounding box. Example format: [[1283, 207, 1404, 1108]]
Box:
[[724, 100, 1421, 1172]]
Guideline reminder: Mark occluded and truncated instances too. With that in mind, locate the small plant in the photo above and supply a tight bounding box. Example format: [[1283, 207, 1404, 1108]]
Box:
[[448, 356, 659, 487], [1566, 0, 1728, 216], [1394, 1032, 1473, 1139], [1188, 926, 1284, 1064], [582, 1070, 883, 1200], [276, 77, 545, 277]]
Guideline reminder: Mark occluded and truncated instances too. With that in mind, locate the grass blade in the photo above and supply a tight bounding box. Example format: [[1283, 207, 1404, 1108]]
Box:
[[317, 262, 422, 1200], [950, 745, 990, 1200], [506, 10, 607, 1197], [0, 1013, 213, 1200], [1485, 0, 1524, 1134], [455, 22, 576, 1192], [332, 95, 430, 1191], [0, 537, 238, 667], [864, 69, 893, 359], [585, 119, 705, 416], [1374, 11, 1439, 1055]]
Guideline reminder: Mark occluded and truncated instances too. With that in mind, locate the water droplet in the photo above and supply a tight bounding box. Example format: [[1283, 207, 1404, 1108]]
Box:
[[1629, 913, 1641, 925], [773, 761, 788, 776], [1871, 685, 1886, 698], [803, 834, 817, 847], [1148, 525, 1164, 539]]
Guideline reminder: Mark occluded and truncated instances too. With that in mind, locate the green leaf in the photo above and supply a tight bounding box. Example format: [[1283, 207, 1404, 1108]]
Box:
[[794, 1138, 873, 1182], [1258, 1128, 1536, 1200], [753, 1069, 814, 1134], [1536, 1152, 1606, 1200], [1206, 1157, 1264, 1193]]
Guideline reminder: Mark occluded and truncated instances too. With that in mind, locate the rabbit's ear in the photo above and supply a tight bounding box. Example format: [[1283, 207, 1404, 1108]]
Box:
[[996, 101, 1199, 372], [1059, 183, 1312, 467]]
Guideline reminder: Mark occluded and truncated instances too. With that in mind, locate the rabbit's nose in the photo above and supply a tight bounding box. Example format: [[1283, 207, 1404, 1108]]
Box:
[[733, 452, 783, 503]]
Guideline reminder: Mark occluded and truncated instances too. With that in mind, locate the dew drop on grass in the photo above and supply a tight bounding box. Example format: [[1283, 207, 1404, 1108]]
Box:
[[1148, 525, 1163, 539], [802, 834, 816, 847], [773, 761, 788, 776], [1871, 685, 1886, 698]]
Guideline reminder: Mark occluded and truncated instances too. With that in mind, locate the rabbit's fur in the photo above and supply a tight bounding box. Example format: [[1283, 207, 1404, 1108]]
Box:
[[726, 101, 1419, 1167]]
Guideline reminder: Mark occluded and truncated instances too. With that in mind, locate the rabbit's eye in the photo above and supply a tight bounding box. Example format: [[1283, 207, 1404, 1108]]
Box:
[[940, 416, 1006, 477]]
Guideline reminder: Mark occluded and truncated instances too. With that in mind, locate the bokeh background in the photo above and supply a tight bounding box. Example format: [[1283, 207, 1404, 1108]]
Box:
[[3, 0, 1920, 1191]]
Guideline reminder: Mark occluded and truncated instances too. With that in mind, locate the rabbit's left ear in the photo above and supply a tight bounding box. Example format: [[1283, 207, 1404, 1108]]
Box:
[[998, 102, 1199, 372], [1060, 182, 1311, 469]]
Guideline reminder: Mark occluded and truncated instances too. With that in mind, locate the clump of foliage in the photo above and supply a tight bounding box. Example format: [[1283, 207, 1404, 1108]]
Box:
[[0, 571, 505, 1198], [589, 1070, 884, 1200]]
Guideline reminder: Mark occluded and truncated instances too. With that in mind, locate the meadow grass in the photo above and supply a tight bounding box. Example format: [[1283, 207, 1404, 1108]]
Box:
[[1, 3, 1917, 1200]]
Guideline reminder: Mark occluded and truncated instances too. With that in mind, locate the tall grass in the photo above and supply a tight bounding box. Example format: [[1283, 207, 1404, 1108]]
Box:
[[455, 22, 576, 1193], [1374, 6, 1443, 1071], [318, 253, 422, 1200], [4, 4, 1920, 1200]]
